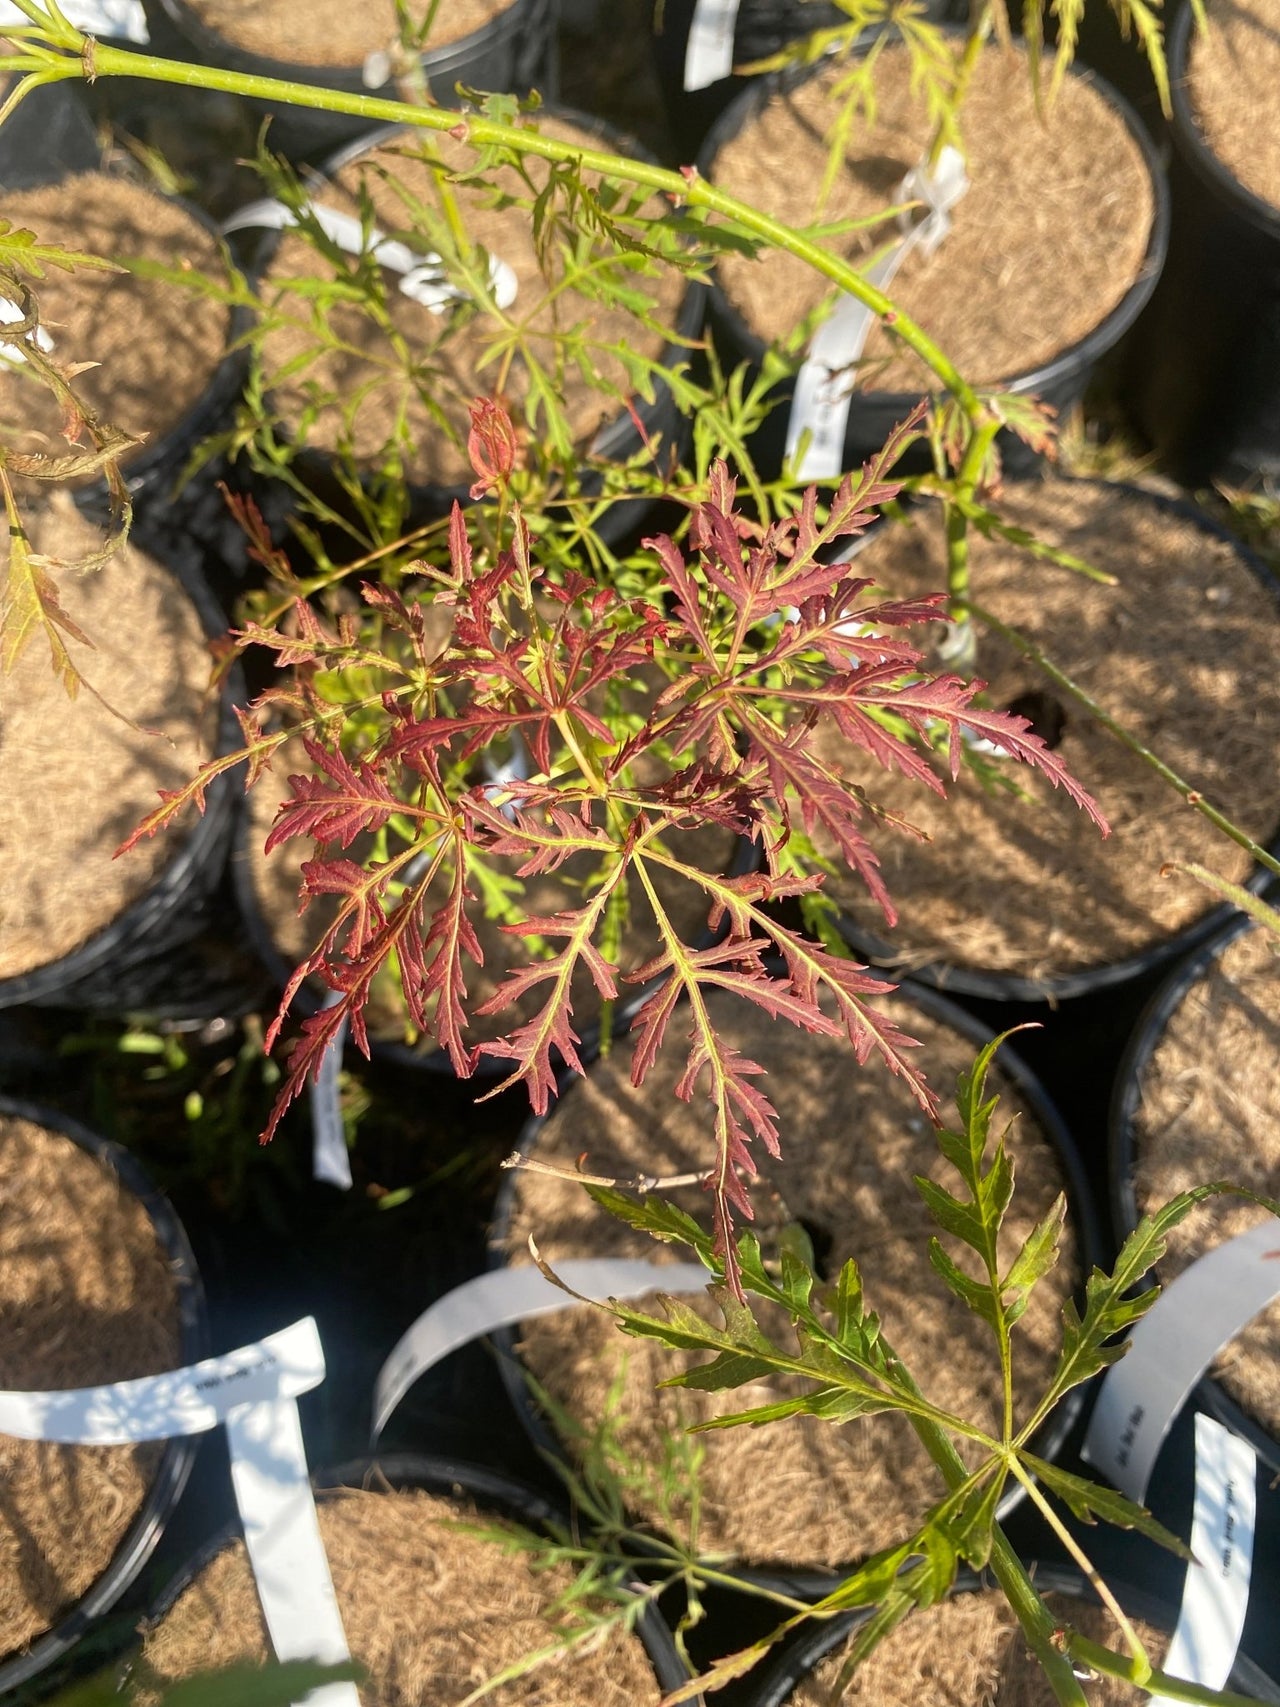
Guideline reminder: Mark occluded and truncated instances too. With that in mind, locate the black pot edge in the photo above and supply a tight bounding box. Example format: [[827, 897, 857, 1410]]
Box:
[[692, 35, 1171, 430], [1106, 899, 1280, 1476], [154, 0, 546, 99], [0, 1096, 209, 1695], [1168, 0, 1280, 245], [745, 1558, 1280, 1707], [482, 977, 1105, 1601], [129, 1449, 701, 1703], [0, 534, 245, 1013], [829, 477, 1280, 1004]]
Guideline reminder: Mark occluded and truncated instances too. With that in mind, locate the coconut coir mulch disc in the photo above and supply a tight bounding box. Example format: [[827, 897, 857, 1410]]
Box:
[[0, 497, 218, 986], [0, 1112, 183, 1667], [177, 0, 507, 69], [707, 43, 1154, 393], [785, 1586, 1169, 1707], [816, 481, 1280, 991], [498, 988, 1080, 1572], [1188, 0, 1280, 214], [1126, 918, 1280, 1441], [239, 728, 741, 1053], [135, 1482, 665, 1705], [0, 174, 230, 482], [257, 113, 688, 491]]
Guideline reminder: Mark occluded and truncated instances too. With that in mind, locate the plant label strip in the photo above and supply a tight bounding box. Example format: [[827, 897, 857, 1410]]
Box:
[[1081, 1219, 1280, 1498], [684, 0, 741, 90], [222, 198, 519, 311], [0, 0, 146, 39], [785, 146, 968, 481], [371, 1258, 710, 1441], [0, 1317, 358, 1707], [310, 989, 353, 1190], [1082, 1224, 1280, 1701], [1149, 1413, 1257, 1707]]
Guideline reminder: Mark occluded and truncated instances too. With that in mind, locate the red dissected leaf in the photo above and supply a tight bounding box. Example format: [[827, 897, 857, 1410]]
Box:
[[265, 736, 403, 852], [467, 395, 519, 499]]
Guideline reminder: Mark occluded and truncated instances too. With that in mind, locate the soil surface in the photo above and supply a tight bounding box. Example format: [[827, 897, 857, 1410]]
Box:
[[501, 988, 1077, 1570], [0, 497, 217, 979], [1189, 0, 1280, 212], [817, 481, 1280, 987], [1130, 921, 1280, 1438], [0, 174, 230, 477], [792, 1587, 1169, 1706], [709, 43, 1154, 392], [179, 0, 507, 68], [259, 114, 687, 487], [0, 1114, 180, 1661], [137, 1482, 663, 1705]]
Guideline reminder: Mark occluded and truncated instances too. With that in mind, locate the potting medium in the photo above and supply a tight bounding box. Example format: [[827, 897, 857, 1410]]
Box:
[[173, 0, 509, 69], [818, 480, 1280, 998], [768, 1584, 1170, 1707], [704, 42, 1157, 396], [134, 1477, 674, 1705], [0, 496, 223, 1000], [0, 174, 232, 488], [0, 1105, 200, 1684], [496, 985, 1091, 1575]]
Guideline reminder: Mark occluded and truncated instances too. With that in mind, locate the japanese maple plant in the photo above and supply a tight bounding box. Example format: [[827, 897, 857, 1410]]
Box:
[[126, 397, 1103, 1293]]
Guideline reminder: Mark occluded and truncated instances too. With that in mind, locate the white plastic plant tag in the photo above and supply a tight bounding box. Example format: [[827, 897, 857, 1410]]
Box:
[[684, 0, 741, 90], [221, 198, 519, 312], [362, 47, 392, 88], [372, 1258, 710, 1440], [0, 1318, 359, 1707], [310, 991, 352, 1190], [784, 145, 969, 482], [1081, 1218, 1280, 1501], [1148, 1413, 1257, 1707], [0, 0, 148, 39], [0, 297, 54, 365]]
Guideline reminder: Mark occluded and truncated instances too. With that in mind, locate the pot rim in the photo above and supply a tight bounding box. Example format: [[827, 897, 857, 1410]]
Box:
[[0, 1095, 208, 1694], [154, 0, 545, 95], [1169, 0, 1280, 243], [485, 975, 1104, 1600], [694, 33, 1170, 411], [1107, 896, 1280, 1471]]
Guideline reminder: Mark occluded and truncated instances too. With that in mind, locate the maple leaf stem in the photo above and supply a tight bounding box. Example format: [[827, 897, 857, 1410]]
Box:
[[502, 1150, 712, 1195], [1007, 1456, 1152, 1677], [967, 600, 1280, 886]]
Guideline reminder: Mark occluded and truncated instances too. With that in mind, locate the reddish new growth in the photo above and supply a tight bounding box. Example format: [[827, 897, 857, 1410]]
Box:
[[123, 401, 1105, 1297]]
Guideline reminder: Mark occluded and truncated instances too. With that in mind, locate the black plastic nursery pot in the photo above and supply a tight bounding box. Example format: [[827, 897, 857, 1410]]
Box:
[[129, 1451, 700, 1702], [488, 978, 1103, 1599], [1122, 0, 1280, 487], [1109, 904, 1280, 1475], [742, 1562, 1280, 1706], [152, 0, 556, 162], [0, 1095, 207, 1695], [696, 42, 1168, 484], [822, 478, 1280, 1005], [238, 106, 707, 553], [0, 164, 246, 531], [0, 511, 241, 1016]]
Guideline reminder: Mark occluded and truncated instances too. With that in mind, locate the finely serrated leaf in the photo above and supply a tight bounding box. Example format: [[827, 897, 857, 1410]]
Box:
[[585, 1186, 712, 1257], [1003, 1193, 1067, 1298], [1023, 1455, 1194, 1560], [928, 1239, 1005, 1332]]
